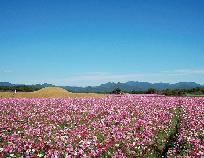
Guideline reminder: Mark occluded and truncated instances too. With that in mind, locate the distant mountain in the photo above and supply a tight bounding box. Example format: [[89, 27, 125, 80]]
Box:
[[0, 81, 203, 93], [172, 82, 200, 89], [0, 82, 14, 86], [0, 82, 55, 88], [34, 83, 55, 88], [63, 81, 204, 93]]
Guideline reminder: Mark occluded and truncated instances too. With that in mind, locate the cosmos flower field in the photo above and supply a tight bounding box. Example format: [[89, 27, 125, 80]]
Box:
[[0, 95, 203, 157]]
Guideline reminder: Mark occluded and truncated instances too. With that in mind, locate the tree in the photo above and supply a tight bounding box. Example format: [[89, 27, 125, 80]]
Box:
[[146, 88, 156, 94], [111, 88, 122, 94]]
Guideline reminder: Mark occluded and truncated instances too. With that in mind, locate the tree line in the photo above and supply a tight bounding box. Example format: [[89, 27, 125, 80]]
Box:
[[0, 86, 41, 92], [1, 85, 204, 96], [111, 87, 204, 96]]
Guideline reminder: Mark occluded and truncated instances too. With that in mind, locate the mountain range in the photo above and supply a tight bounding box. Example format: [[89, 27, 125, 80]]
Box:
[[64, 81, 204, 92], [0, 82, 54, 88], [0, 81, 203, 93]]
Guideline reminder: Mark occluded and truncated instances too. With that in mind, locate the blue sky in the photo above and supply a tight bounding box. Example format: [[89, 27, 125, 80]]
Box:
[[0, 0, 204, 86]]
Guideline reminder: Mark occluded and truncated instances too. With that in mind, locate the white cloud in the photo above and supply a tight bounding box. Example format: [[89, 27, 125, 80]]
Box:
[[0, 69, 13, 73], [162, 68, 204, 76], [55, 68, 204, 86], [67, 72, 144, 81], [3, 68, 203, 86]]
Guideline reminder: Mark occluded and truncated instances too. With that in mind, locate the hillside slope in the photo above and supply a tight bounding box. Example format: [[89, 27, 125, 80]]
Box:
[[0, 87, 106, 98]]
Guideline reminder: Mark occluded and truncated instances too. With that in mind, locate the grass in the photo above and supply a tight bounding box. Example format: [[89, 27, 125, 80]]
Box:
[[0, 87, 107, 98], [145, 107, 182, 158], [185, 93, 204, 97]]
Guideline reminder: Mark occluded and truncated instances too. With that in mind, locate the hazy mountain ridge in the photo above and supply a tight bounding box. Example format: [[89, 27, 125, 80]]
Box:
[[0, 81, 203, 93], [0, 82, 55, 88], [63, 81, 204, 92]]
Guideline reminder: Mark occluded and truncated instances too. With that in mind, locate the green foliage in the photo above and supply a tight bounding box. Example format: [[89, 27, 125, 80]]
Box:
[[111, 88, 123, 94], [1, 85, 204, 96], [159, 87, 204, 96], [146, 88, 157, 94], [159, 89, 185, 96], [0, 85, 41, 92], [128, 87, 204, 96], [96, 133, 105, 142]]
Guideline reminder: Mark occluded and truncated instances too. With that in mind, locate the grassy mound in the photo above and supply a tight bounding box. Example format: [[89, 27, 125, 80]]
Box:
[[0, 87, 106, 98], [33, 87, 71, 97]]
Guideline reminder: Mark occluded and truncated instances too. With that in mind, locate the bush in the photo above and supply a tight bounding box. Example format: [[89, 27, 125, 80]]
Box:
[[111, 88, 122, 94]]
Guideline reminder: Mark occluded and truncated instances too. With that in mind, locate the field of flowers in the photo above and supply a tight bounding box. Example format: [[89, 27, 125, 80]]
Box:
[[0, 95, 203, 157]]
